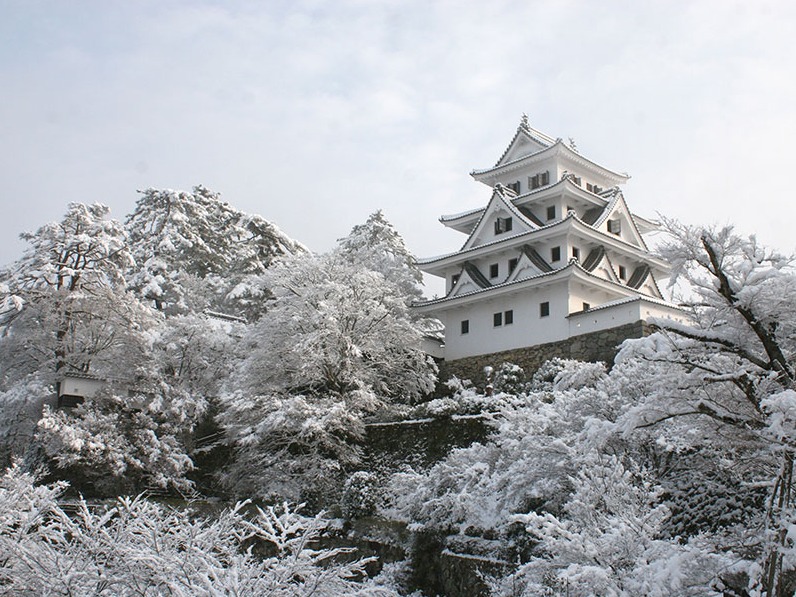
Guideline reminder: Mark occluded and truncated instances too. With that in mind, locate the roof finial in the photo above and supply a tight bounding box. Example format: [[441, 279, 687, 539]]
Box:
[[568, 137, 578, 153], [520, 113, 530, 130]]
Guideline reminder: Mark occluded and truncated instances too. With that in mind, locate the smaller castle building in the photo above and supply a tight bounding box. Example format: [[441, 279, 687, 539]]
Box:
[[414, 116, 683, 369]]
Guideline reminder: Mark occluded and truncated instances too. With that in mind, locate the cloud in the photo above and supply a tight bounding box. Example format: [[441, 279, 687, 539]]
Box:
[[1, 0, 795, 292]]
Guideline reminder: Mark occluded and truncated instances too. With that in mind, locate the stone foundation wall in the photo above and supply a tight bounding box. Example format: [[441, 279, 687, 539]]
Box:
[[439, 320, 652, 387]]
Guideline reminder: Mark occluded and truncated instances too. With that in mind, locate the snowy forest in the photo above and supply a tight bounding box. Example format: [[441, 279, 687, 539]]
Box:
[[1, 186, 796, 596]]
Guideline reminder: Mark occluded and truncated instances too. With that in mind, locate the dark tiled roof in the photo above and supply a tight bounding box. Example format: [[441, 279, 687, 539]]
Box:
[[582, 207, 604, 225], [517, 206, 544, 226], [521, 245, 553, 272], [582, 246, 605, 271], [627, 264, 651, 289], [463, 261, 492, 288]]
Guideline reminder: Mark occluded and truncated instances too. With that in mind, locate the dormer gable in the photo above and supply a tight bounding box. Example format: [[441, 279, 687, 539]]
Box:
[[627, 264, 664, 299], [506, 245, 554, 283], [580, 245, 620, 284], [492, 114, 557, 169], [448, 261, 492, 298], [591, 192, 648, 250], [460, 185, 539, 251]]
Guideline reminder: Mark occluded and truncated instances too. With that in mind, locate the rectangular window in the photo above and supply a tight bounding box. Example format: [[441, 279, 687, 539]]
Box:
[[540, 301, 550, 317], [608, 219, 621, 235], [508, 257, 518, 273], [504, 309, 514, 325], [494, 217, 513, 234], [529, 171, 550, 189], [551, 246, 561, 262], [546, 205, 556, 221], [489, 263, 499, 278], [573, 176, 582, 186], [508, 181, 521, 194], [572, 247, 580, 260], [586, 183, 593, 192], [582, 302, 590, 311], [493, 312, 503, 327], [461, 319, 469, 334], [618, 265, 626, 280]]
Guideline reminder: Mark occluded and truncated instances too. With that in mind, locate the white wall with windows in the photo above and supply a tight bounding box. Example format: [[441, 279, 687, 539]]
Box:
[[439, 282, 570, 360]]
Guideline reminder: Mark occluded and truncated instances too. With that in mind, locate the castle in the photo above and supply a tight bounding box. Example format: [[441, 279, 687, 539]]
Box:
[[415, 116, 683, 375]]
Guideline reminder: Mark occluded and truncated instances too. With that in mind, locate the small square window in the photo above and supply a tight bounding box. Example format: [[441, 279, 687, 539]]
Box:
[[504, 309, 514, 325], [494, 216, 513, 235], [546, 205, 556, 221], [489, 263, 499, 278], [493, 312, 503, 327], [540, 302, 550, 317], [461, 319, 469, 334], [572, 247, 580, 260], [582, 302, 590, 311], [508, 257, 518, 273], [551, 247, 561, 262], [618, 265, 626, 280], [608, 219, 621, 235], [508, 181, 521, 194]]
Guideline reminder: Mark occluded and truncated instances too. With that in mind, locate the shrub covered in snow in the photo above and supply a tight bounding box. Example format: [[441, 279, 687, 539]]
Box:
[[342, 470, 382, 519], [0, 463, 396, 596]]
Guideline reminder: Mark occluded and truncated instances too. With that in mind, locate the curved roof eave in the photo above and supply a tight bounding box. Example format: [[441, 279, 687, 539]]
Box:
[[471, 142, 559, 178], [418, 214, 670, 274], [413, 259, 670, 312], [440, 177, 609, 227], [565, 293, 682, 318], [471, 142, 629, 184], [414, 262, 576, 309]]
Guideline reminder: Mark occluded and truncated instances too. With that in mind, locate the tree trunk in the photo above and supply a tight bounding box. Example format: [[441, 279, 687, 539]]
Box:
[[763, 451, 794, 596]]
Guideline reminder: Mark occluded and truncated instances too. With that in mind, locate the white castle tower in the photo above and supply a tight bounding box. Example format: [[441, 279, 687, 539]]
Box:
[[415, 116, 683, 365]]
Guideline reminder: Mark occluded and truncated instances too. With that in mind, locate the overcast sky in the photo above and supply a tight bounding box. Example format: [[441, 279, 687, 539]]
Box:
[[2, 0, 795, 297]]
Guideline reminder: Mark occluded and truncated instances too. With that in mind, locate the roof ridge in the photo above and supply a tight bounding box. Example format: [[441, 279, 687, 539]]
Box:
[[489, 115, 556, 170]]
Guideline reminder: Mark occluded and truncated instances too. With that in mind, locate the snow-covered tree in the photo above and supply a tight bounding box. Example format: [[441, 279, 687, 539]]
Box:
[[0, 464, 396, 596], [386, 360, 611, 535], [233, 252, 434, 400], [0, 203, 136, 385], [337, 210, 424, 303], [0, 376, 51, 466], [616, 222, 796, 595], [0, 204, 223, 493], [220, 251, 436, 502], [0, 204, 162, 478], [31, 311, 247, 494], [125, 185, 306, 318], [493, 453, 736, 596]]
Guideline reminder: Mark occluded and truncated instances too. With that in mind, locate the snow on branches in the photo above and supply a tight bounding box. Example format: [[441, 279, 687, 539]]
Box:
[[0, 464, 395, 596]]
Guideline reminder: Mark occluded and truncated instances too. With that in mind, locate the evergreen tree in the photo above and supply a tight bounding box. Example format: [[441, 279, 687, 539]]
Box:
[[125, 185, 306, 318]]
